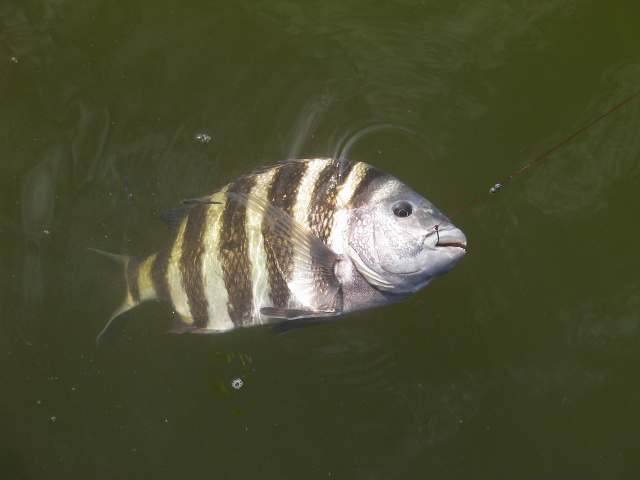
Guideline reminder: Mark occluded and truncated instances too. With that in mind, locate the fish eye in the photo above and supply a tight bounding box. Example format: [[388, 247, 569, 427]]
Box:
[[392, 201, 413, 218]]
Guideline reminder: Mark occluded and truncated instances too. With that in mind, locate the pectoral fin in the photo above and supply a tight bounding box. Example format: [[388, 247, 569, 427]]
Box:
[[226, 191, 342, 310]]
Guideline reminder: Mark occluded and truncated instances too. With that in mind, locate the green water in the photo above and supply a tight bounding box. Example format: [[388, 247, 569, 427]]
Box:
[[2, 1, 639, 478]]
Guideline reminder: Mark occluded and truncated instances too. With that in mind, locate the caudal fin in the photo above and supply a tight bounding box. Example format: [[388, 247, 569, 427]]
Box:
[[88, 248, 141, 350]]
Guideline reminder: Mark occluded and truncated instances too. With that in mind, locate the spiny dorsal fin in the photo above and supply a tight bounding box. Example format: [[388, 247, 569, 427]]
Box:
[[160, 197, 221, 231], [159, 205, 195, 231]]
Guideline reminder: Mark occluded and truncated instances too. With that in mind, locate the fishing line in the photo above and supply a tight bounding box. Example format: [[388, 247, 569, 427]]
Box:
[[429, 88, 640, 233], [335, 122, 424, 161]]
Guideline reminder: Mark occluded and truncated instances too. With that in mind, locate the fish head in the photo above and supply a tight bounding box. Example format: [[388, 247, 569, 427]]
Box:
[[347, 173, 466, 293]]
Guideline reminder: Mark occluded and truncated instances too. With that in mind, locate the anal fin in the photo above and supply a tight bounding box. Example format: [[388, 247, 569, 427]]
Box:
[[167, 313, 195, 334], [226, 191, 342, 310]]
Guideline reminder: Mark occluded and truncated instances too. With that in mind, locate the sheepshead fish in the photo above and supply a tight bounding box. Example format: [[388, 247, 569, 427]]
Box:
[[95, 158, 466, 347]]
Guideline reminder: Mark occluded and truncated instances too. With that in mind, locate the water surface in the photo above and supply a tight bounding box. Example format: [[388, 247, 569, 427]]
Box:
[[1, 1, 639, 478]]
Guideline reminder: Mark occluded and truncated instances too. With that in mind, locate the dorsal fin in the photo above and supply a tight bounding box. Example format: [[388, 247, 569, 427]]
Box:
[[159, 205, 194, 231], [160, 196, 222, 231]]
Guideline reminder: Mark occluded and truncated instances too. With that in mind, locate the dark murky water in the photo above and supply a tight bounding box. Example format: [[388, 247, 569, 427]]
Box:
[[2, 1, 639, 478]]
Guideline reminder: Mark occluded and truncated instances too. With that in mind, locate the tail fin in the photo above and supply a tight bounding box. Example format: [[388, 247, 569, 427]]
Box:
[[88, 248, 141, 350]]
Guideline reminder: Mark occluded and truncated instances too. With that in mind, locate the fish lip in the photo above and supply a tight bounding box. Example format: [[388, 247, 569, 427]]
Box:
[[436, 239, 467, 250], [425, 228, 467, 252]]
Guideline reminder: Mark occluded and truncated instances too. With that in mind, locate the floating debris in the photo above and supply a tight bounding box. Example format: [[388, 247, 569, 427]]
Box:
[[194, 132, 212, 144]]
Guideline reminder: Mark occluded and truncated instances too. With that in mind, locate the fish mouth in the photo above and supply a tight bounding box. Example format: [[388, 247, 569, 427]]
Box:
[[432, 228, 467, 254], [437, 239, 467, 250]]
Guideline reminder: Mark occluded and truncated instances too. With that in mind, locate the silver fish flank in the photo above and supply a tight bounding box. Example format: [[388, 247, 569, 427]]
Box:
[[94, 158, 466, 347]]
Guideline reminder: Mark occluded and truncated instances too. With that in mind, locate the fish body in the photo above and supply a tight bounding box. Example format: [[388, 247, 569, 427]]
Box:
[[96, 158, 466, 347]]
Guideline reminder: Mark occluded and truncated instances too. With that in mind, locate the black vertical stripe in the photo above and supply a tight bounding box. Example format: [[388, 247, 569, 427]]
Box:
[[151, 247, 172, 302], [335, 159, 356, 191], [126, 257, 141, 304], [220, 176, 258, 327], [333, 286, 344, 313], [262, 161, 309, 309], [347, 163, 387, 208], [304, 160, 352, 313], [308, 159, 355, 243], [179, 204, 209, 328]]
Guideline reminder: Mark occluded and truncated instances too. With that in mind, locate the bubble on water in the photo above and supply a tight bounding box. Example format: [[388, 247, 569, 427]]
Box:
[[231, 378, 243, 389], [194, 131, 212, 144]]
